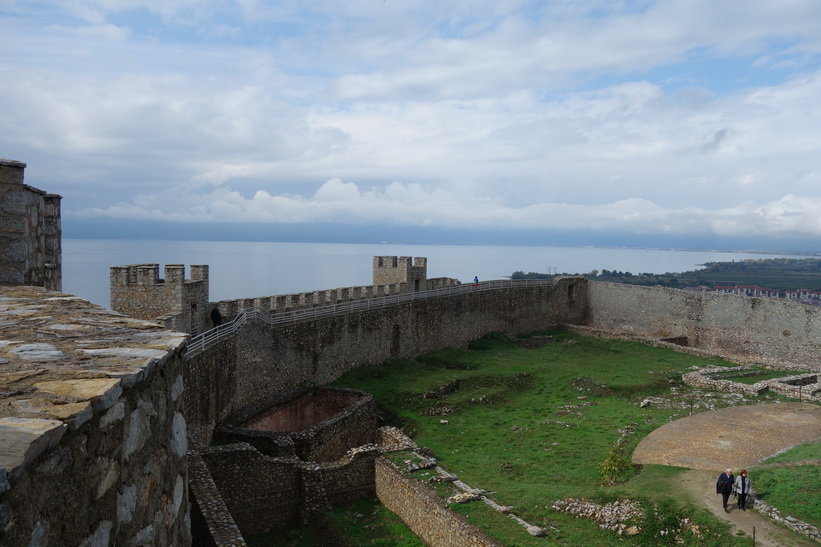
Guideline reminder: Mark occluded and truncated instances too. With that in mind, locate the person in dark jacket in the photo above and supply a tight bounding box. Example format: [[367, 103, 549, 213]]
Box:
[[734, 469, 752, 511], [717, 468, 735, 512], [210, 307, 222, 328]]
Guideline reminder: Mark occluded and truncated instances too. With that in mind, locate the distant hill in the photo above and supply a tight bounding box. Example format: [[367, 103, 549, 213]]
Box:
[[513, 258, 821, 292]]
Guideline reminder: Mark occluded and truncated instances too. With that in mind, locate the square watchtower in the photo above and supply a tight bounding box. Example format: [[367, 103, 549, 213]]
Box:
[[372, 256, 427, 292], [110, 263, 209, 334], [0, 159, 62, 291]]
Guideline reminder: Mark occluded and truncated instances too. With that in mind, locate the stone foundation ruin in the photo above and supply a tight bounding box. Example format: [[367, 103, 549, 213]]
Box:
[[215, 386, 377, 463]]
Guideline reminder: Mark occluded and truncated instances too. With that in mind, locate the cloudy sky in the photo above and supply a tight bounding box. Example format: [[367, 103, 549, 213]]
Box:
[[2, 1, 821, 248]]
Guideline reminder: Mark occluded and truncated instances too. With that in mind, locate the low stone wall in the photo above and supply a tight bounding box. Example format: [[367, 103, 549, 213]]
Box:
[[216, 386, 377, 463], [188, 453, 246, 546], [199, 442, 380, 536], [375, 457, 501, 547], [683, 366, 821, 401], [754, 499, 821, 542]]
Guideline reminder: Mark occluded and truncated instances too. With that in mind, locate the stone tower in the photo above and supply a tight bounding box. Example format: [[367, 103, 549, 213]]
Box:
[[372, 256, 427, 292], [110, 263, 210, 334], [0, 159, 62, 291]]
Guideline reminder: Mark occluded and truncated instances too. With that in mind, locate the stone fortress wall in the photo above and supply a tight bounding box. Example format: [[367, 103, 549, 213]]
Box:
[[0, 159, 61, 291], [182, 276, 588, 448], [586, 281, 821, 368], [206, 255, 456, 324], [108, 256, 459, 334]]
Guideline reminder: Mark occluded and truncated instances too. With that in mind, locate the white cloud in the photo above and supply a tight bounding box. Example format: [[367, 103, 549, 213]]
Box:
[[2, 0, 821, 243]]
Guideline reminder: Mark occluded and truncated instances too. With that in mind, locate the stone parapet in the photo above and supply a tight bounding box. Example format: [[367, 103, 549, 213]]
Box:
[[209, 276, 461, 322], [0, 285, 190, 546]]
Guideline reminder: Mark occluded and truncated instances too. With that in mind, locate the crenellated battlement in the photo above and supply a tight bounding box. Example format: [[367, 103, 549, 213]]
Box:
[[110, 263, 210, 334], [372, 256, 427, 290], [203, 257, 455, 324]]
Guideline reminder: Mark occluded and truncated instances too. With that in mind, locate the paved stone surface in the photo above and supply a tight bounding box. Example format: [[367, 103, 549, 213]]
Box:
[[632, 402, 821, 470]]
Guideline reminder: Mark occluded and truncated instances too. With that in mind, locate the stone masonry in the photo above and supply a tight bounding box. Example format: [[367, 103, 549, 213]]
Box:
[[0, 159, 61, 291], [373, 255, 427, 290], [0, 285, 190, 546], [110, 263, 210, 335]]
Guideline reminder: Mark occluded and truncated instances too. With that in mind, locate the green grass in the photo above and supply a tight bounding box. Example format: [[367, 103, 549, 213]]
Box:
[[753, 466, 821, 528], [763, 441, 821, 464], [328, 330, 770, 546]]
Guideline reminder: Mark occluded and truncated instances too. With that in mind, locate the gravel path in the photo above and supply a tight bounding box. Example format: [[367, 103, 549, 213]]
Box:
[[632, 402, 821, 470]]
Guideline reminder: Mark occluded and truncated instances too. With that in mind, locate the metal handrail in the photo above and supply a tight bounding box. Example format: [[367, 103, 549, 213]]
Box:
[[185, 278, 554, 358]]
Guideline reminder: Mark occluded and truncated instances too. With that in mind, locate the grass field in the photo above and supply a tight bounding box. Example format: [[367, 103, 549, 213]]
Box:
[[259, 331, 816, 546], [327, 330, 783, 546], [756, 442, 821, 528]]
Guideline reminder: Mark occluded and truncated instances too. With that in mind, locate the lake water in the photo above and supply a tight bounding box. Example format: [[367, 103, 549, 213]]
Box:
[[62, 239, 799, 309]]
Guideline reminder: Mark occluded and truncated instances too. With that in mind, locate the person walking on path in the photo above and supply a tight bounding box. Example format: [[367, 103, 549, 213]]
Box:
[[716, 468, 735, 512], [473, 276, 479, 286], [734, 469, 752, 511]]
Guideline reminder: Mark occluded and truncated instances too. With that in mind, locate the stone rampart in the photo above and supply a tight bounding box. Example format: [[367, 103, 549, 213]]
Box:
[[210, 276, 460, 323], [375, 456, 501, 546], [586, 282, 821, 368], [185, 277, 587, 447]]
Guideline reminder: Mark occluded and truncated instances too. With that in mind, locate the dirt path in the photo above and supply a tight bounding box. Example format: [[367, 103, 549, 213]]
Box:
[[675, 469, 818, 547], [631, 402, 821, 546]]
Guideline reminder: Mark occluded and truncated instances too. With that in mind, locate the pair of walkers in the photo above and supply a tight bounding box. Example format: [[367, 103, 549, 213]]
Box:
[[716, 468, 752, 512]]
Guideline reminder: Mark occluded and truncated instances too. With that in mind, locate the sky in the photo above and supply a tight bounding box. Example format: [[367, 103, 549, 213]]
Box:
[[2, 1, 821, 249]]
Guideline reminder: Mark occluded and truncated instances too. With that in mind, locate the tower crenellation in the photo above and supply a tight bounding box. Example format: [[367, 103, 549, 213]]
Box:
[[373, 255, 427, 291], [110, 263, 209, 334]]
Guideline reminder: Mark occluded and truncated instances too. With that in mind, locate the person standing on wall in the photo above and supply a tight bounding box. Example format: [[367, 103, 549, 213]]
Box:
[[473, 276, 479, 286], [716, 468, 735, 512], [734, 469, 752, 511]]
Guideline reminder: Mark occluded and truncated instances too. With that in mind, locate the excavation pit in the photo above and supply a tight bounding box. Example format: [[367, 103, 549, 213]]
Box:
[[216, 386, 378, 463]]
